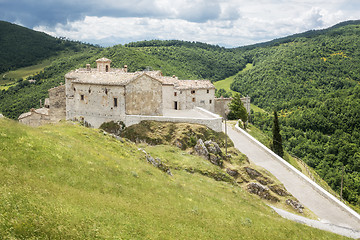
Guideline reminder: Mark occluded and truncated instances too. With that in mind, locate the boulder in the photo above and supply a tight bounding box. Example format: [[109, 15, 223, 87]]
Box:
[[194, 139, 209, 158], [244, 167, 262, 179], [268, 185, 290, 196], [209, 153, 222, 166], [204, 140, 222, 155], [286, 199, 304, 213], [244, 167, 273, 185], [145, 152, 173, 176], [247, 182, 279, 202], [0, 113, 3, 118], [226, 168, 239, 177]]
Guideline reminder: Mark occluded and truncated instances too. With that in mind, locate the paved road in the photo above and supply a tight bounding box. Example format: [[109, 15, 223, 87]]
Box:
[[225, 124, 360, 231]]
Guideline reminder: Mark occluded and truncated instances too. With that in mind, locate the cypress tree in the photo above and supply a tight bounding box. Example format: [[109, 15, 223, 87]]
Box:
[[272, 110, 284, 158]]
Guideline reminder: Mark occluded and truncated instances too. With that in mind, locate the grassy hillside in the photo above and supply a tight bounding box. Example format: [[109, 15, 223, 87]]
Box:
[[232, 23, 360, 209], [213, 63, 253, 96], [0, 118, 348, 239]]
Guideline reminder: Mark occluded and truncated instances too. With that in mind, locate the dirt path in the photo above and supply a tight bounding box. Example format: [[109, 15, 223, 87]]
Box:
[[225, 123, 360, 231]]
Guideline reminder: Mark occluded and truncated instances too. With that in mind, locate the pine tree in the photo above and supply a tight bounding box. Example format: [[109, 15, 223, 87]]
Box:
[[272, 110, 284, 158], [228, 93, 248, 128]]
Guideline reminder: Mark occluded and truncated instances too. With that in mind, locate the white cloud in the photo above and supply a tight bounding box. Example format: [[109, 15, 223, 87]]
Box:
[[31, 0, 359, 47]]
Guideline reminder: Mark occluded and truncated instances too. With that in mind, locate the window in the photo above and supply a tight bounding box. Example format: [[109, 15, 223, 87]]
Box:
[[191, 90, 195, 94], [174, 92, 177, 96], [209, 100, 212, 104], [207, 89, 209, 93], [114, 98, 118, 107], [80, 95, 84, 101], [192, 98, 195, 102]]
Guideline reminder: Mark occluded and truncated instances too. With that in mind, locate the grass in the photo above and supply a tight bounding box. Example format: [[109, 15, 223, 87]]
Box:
[[0, 118, 350, 239], [214, 63, 253, 95], [1, 59, 52, 82]]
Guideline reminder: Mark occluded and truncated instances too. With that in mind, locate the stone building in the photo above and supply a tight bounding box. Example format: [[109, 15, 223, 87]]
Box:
[[18, 85, 65, 126], [65, 58, 216, 128], [18, 57, 250, 131]]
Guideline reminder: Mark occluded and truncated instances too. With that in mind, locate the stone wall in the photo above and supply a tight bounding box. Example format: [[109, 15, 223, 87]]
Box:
[[48, 85, 66, 122], [125, 75, 163, 115], [214, 98, 232, 117], [214, 96, 251, 118], [125, 108, 222, 132], [66, 81, 126, 127], [18, 109, 50, 127]]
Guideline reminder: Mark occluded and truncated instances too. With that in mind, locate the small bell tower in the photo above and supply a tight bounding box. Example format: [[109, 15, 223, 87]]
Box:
[[96, 58, 111, 72]]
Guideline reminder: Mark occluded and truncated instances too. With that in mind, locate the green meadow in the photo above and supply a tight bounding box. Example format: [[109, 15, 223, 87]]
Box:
[[0, 118, 348, 239]]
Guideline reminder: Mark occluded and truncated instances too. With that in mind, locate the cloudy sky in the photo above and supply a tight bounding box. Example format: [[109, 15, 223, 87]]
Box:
[[0, 0, 359, 47]]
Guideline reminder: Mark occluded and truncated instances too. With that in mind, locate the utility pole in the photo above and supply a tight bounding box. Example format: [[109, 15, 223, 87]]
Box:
[[340, 165, 344, 201], [225, 118, 227, 160]]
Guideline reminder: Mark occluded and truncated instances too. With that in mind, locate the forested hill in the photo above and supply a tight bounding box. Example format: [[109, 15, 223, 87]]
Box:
[[0, 29, 247, 119], [231, 22, 360, 209], [237, 19, 360, 50], [0, 21, 95, 73]]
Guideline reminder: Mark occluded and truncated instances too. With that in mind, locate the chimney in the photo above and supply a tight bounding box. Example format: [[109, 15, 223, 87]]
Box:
[[86, 64, 91, 71], [124, 65, 128, 72]]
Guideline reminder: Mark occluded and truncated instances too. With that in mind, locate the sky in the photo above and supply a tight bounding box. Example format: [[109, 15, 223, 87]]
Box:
[[0, 0, 359, 47]]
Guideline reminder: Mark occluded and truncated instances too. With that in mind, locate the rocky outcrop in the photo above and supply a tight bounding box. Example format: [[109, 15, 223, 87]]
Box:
[[204, 140, 222, 156], [247, 182, 279, 202], [194, 139, 209, 157], [145, 153, 173, 176], [194, 139, 223, 166], [286, 199, 304, 213], [226, 168, 239, 177], [268, 185, 290, 197], [244, 167, 273, 185], [138, 148, 172, 176]]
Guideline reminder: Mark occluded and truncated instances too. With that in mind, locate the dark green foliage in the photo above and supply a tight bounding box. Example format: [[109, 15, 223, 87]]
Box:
[[234, 23, 360, 207], [272, 111, 284, 158], [124, 40, 247, 81], [0, 20, 95, 73], [99, 121, 126, 135], [229, 93, 248, 128], [215, 88, 232, 98]]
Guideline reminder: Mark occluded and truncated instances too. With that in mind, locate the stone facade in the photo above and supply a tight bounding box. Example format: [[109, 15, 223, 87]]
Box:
[[18, 85, 66, 126], [65, 58, 217, 128], [18, 57, 249, 132], [214, 96, 251, 118]]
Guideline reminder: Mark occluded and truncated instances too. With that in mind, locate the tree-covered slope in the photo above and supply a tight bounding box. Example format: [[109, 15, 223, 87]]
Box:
[[125, 40, 248, 81], [0, 20, 93, 73], [0, 118, 348, 239], [231, 23, 360, 208]]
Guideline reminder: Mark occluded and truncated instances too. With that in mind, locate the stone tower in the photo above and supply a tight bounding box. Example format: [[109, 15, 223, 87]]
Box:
[[96, 57, 111, 72]]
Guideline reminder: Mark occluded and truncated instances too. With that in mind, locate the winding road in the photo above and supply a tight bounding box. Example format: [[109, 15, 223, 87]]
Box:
[[224, 123, 360, 237]]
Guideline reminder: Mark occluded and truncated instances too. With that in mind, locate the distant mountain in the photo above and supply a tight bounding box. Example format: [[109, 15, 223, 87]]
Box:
[[0, 20, 94, 74], [237, 20, 360, 50]]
